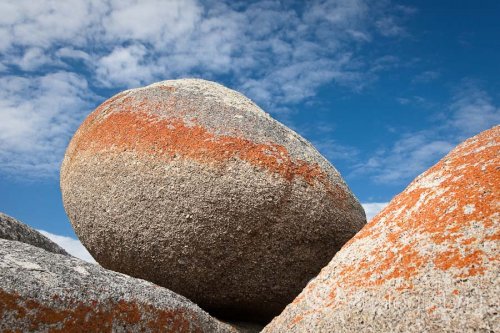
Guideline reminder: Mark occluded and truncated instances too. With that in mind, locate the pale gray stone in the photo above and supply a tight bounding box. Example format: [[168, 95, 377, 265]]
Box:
[[0, 212, 68, 255], [0, 239, 237, 332]]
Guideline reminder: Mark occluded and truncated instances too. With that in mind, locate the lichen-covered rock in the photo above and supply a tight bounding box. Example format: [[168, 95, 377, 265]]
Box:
[[0, 212, 68, 256], [263, 126, 500, 332], [60, 78, 365, 321], [0, 239, 237, 332]]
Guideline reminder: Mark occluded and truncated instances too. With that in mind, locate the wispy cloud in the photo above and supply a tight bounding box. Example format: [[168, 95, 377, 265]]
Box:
[[447, 81, 500, 138], [374, 4, 416, 37], [38, 230, 96, 263], [313, 138, 360, 165], [0, 72, 96, 178], [412, 70, 441, 83], [375, 17, 407, 37], [361, 202, 389, 220], [352, 82, 500, 184], [0, 0, 411, 179], [0, 0, 406, 103], [351, 131, 454, 183]]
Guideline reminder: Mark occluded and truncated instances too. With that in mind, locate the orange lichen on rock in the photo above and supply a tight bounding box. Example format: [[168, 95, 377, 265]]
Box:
[[284, 126, 499, 315], [0, 288, 202, 333], [427, 305, 437, 314], [262, 127, 499, 332], [68, 99, 328, 186], [433, 249, 486, 278], [61, 79, 366, 323]]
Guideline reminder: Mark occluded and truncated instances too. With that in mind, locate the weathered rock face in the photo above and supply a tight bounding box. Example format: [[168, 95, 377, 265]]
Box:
[[0, 212, 68, 256], [0, 239, 237, 332], [60, 79, 366, 321], [264, 126, 500, 332]]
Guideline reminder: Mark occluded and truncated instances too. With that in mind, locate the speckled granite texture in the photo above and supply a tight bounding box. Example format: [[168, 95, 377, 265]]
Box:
[[60, 79, 366, 322], [263, 126, 500, 333], [0, 212, 68, 256], [0, 239, 237, 332]]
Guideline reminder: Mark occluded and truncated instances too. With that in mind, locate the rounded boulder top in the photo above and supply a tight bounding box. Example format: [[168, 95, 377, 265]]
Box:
[[0, 212, 68, 256], [263, 125, 500, 332], [60, 78, 366, 322]]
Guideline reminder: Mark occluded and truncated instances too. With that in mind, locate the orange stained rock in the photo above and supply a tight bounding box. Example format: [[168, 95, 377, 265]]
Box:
[[0, 288, 203, 333], [433, 249, 486, 278], [295, 126, 499, 313], [288, 309, 318, 329], [67, 96, 331, 187], [290, 315, 304, 326]]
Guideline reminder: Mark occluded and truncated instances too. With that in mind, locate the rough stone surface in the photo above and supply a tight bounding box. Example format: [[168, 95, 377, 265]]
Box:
[[0, 239, 238, 332], [60, 78, 366, 321], [0, 212, 68, 256], [263, 126, 500, 332]]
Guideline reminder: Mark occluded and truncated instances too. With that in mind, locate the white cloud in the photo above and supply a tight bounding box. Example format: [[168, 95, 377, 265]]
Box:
[[38, 230, 96, 263], [103, 0, 201, 45], [0, 0, 103, 51], [313, 138, 359, 164], [353, 83, 500, 184], [0, 72, 95, 177], [0, 0, 408, 99], [0, 0, 412, 178], [412, 70, 440, 83], [11, 47, 57, 71], [362, 202, 389, 220], [55, 47, 92, 63], [374, 4, 415, 37], [304, 0, 368, 29], [396, 97, 411, 105], [352, 132, 454, 183], [370, 55, 400, 73], [448, 83, 500, 138], [375, 17, 406, 37], [96, 44, 157, 87]]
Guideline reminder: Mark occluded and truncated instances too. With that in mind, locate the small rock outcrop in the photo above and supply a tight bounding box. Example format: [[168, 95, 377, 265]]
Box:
[[0, 239, 236, 332], [0, 212, 68, 256], [60, 79, 366, 321], [263, 126, 500, 332]]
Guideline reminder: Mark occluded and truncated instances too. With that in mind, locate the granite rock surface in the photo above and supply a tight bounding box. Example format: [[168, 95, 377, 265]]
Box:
[[0, 212, 68, 256], [263, 126, 500, 332], [0, 239, 237, 332], [60, 78, 366, 321]]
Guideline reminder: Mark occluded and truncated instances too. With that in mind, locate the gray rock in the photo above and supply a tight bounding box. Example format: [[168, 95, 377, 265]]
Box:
[[0, 212, 68, 255], [263, 126, 500, 332], [0, 239, 237, 332], [60, 78, 366, 322]]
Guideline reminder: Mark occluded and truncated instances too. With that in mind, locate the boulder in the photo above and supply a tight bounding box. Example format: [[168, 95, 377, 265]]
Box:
[[60, 78, 366, 321], [263, 126, 500, 332], [0, 212, 68, 255], [0, 239, 237, 332]]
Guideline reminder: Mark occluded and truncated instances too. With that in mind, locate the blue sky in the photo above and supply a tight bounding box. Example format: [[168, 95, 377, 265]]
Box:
[[0, 0, 499, 261]]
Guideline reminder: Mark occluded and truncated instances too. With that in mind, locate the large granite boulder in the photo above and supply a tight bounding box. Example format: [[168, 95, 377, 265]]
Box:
[[60, 78, 366, 321], [0, 212, 68, 255], [264, 126, 500, 332], [0, 239, 237, 332]]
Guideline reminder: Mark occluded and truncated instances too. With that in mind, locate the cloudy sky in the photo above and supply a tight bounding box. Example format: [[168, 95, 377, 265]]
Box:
[[1, 0, 499, 261]]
